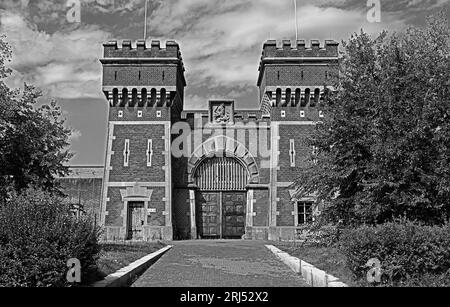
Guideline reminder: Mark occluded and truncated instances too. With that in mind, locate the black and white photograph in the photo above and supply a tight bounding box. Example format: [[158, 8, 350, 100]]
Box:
[[0, 0, 449, 296]]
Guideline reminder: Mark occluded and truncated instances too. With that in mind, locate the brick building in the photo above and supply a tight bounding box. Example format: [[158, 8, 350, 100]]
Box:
[[61, 38, 338, 242]]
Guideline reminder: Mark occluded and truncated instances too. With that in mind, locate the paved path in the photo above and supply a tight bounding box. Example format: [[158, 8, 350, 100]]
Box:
[[132, 240, 308, 287]]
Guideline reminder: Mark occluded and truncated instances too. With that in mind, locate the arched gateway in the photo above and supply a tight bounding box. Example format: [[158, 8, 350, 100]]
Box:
[[194, 156, 248, 238], [187, 137, 259, 239]]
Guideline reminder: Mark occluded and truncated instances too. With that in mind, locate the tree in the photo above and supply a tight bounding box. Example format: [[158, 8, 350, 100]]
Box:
[[295, 13, 450, 226], [0, 36, 73, 200]]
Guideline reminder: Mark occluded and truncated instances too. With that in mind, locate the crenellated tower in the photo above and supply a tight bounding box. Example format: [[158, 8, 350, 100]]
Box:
[[258, 39, 338, 117], [99, 40, 186, 242], [257, 39, 339, 240]]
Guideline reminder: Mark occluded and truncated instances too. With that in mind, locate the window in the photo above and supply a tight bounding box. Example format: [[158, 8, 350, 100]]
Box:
[[138, 110, 143, 118], [319, 111, 324, 118], [124, 139, 130, 167], [147, 139, 153, 167], [300, 110, 305, 118], [281, 110, 286, 118], [298, 202, 313, 225], [118, 110, 124, 118], [290, 139, 296, 167], [156, 110, 162, 118]]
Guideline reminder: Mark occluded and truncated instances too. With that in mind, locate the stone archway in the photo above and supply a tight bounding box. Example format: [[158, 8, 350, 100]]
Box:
[[186, 136, 260, 239], [187, 135, 260, 186]]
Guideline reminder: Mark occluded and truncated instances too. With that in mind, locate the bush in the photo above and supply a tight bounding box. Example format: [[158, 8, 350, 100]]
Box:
[[296, 223, 342, 248], [0, 188, 102, 287], [339, 221, 450, 286]]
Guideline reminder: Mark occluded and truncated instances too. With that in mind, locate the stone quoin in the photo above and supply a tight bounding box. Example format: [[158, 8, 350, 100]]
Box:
[[58, 39, 339, 242]]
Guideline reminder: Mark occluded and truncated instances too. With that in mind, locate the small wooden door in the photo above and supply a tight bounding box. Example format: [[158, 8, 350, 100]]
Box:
[[196, 193, 220, 238], [222, 193, 246, 238], [127, 202, 145, 240]]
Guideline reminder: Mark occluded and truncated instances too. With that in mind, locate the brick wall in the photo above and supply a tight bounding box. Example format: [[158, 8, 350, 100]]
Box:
[[58, 178, 102, 220], [254, 189, 269, 227], [109, 124, 166, 183], [103, 65, 178, 87]]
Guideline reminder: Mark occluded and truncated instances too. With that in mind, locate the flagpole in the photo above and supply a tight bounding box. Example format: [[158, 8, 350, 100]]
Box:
[[294, 0, 298, 41], [144, 0, 148, 40]]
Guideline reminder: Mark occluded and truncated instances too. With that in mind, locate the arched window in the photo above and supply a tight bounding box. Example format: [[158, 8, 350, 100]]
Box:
[[121, 88, 128, 107], [112, 88, 119, 106], [284, 88, 291, 107], [141, 88, 147, 107], [294, 89, 301, 107], [313, 88, 321, 107], [160, 88, 166, 107], [304, 88, 311, 107], [131, 88, 138, 107], [276, 88, 282, 107], [150, 88, 157, 107]]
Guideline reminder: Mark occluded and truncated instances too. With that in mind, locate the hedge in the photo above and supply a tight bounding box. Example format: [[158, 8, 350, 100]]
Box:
[[0, 188, 102, 287], [339, 221, 450, 286]]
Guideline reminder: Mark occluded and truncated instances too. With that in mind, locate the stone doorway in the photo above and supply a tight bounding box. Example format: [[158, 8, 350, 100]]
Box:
[[127, 201, 145, 240]]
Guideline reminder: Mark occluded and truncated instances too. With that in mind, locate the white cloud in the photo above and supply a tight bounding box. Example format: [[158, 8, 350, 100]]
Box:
[[0, 10, 111, 99], [148, 0, 406, 89]]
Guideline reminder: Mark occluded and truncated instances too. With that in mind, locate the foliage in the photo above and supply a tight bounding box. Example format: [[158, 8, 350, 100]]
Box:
[[339, 221, 450, 287], [0, 35, 73, 201], [295, 223, 341, 248], [0, 188, 102, 287], [294, 13, 450, 225]]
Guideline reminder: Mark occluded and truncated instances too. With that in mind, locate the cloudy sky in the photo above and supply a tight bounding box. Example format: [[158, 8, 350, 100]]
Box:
[[0, 0, 448, 166]]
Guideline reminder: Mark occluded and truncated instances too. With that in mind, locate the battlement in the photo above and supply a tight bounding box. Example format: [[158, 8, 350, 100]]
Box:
[[257, 39, 339, 89], [261, 39, 339, 59], [103, 39, 183, 60]]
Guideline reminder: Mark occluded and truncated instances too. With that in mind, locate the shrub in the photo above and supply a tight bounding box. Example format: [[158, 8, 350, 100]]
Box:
[[296, 223, 341, 248], [0, 188, 102, 287], [339, 221, 450, 286]]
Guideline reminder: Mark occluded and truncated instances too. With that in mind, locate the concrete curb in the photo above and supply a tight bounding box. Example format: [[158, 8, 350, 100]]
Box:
[[266, 245, 348, 288], [92, 245, 173, 287]]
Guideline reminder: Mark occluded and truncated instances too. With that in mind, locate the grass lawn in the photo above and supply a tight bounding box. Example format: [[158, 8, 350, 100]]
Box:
[[275, 242, 356, 286], [84, 241, 167, 285]]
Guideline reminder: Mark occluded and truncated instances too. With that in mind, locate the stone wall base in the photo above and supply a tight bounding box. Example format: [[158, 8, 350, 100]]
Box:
[[103, 226, 173, 242]]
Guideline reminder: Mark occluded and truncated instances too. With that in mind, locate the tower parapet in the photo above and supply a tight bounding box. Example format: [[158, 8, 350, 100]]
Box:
[[260, 39, 338, 59], [257, 39, 339, 110], [100, 39, 186, 115], [103, 40, 184, 61]]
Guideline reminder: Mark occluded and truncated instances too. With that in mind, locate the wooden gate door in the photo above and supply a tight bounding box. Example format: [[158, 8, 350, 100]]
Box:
[[196, 192, 220, 238], [222, 192, 246, 238], [127, 202, 145, 240]]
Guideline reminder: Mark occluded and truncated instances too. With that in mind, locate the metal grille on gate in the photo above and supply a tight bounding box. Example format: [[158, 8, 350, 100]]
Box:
[[195, 157, 248, 191]]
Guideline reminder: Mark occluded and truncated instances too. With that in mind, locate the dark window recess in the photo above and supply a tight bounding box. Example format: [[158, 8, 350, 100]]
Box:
[[114, 71, 117, 80], [325, 71, 329, 79], [139, 71, 141, 80], [162, 71, 165, 81], [301, 71, 304, 80], [277, 71, 280, 80], [298, 202, 313, 225]]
